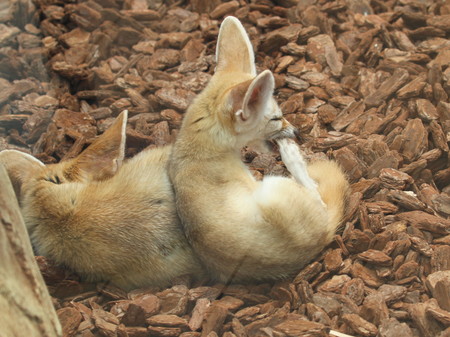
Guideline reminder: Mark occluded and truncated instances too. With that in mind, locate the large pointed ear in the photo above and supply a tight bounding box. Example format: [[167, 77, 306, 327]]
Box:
[[230, 70, 275, 132], [0, 150, 45, 199], [71, 110, 128, 181], [216, 16, 256, 76]]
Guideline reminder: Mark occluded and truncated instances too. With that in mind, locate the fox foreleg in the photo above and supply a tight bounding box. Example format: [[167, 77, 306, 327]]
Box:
[[277, 138, 325, 207]]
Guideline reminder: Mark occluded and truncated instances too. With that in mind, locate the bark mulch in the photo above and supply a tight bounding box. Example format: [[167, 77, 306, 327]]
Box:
[[1, 0, 450, 336]]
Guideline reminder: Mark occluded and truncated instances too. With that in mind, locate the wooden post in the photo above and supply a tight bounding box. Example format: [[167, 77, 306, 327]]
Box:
[[0, 165, 62, 337]]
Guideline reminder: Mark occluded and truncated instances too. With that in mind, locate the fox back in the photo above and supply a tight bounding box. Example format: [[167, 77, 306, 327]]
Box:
[[169, 17, 349, 283], [0, 111, 203, 290]]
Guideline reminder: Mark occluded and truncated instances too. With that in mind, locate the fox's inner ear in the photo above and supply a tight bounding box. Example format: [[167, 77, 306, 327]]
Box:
[[216, 16, 256, 76], [231, 70, 274, 132], [0, 150, 45, 200], [72, 110, 128, 182]]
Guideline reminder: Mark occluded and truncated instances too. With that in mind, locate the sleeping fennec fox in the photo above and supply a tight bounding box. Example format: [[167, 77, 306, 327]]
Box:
[[0, 111, 203, 290], [168, 16, 350, 283]]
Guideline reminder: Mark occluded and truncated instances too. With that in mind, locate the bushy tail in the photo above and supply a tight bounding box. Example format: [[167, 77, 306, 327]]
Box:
[[308, 160, 350, 242]]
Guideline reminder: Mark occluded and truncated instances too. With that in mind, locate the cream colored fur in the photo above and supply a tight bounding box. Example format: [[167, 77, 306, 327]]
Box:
[[0, 111, 203, 290], [169, 17, 350, 283]]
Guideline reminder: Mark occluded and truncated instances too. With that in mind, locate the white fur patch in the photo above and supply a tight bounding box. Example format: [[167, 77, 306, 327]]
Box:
[[276, 139, 325, 207], [253, 176, 288, 206]]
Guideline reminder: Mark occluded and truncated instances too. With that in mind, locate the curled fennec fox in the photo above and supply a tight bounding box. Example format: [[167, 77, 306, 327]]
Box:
[[169, 17, 350, 283], [0, 111, 203, 290]]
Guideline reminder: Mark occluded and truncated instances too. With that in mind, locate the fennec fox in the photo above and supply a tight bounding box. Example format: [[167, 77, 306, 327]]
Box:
[[0, 111, 203, 290], [169, 17, 349, 283]]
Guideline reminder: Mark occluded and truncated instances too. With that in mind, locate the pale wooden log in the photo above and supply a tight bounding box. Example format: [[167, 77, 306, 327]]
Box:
[[0, 165, 62, 337]]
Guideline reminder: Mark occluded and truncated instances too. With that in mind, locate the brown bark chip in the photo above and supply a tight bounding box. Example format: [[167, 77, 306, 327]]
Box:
[[121, 294, 160, 326], [274, 316, 327, 337], [364, 69, 409, 107], [57, 307, 82, 337], [378, 318, 414, 337], [342, 313, 378, 336], [201, 304, 229, 337], [426, 271, 450, 311]]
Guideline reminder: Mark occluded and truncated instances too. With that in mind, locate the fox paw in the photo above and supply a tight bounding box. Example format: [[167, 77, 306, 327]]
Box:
[[277, 138, 302, 163], [276, 139, 325, 207], [277, 138, 310, 181]]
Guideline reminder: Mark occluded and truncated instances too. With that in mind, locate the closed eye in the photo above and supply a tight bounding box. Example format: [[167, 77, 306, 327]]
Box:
[[45, 176, 62, 184], [270, 117, 282, 121]]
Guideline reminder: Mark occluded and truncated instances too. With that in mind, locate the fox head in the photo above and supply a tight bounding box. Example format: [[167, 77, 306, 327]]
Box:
[[0, 110, 128, 233], [181, 16, 296, 152]]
